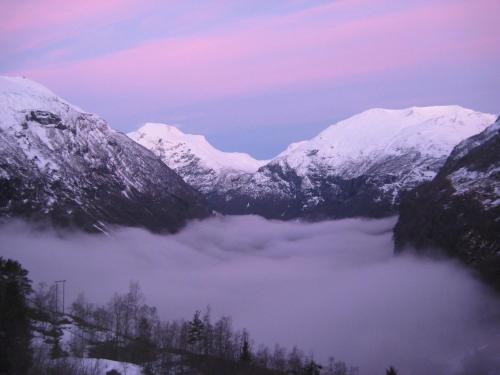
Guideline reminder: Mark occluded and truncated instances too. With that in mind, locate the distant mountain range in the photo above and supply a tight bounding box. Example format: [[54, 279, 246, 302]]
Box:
[[130, 106, 495, 219], [0, 76, 209, 233], [1, 76, 498, 256]]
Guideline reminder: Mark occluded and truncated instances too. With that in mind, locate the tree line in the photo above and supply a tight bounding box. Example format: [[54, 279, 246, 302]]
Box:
[[1, 257, 399, 375]]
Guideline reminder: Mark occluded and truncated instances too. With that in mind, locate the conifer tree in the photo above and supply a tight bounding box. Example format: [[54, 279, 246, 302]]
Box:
[[187, 310, 205, 353], [0, 257, 33, 374], [239, 330, 252, 363], [49, 325, 64, 360], [303, 359, 322, 375]]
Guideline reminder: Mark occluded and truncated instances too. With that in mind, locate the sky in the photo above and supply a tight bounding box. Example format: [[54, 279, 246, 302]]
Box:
[[1, 0, 499, 158]]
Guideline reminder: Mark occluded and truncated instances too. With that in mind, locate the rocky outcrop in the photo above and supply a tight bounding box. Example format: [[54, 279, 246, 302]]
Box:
[[394, 117, 500, 290]]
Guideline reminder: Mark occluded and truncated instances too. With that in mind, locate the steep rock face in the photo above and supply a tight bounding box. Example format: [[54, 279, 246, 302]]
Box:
[[0, 76, 209, 232], [130, 107, 495, 219], [394, 117, 500, 290]]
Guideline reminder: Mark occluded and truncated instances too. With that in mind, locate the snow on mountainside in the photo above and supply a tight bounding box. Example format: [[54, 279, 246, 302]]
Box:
[[0, 76, 209, 232], [266, 106, 496, 210], [128, 123, 268, 193], [394, 116, 500, 290], [129, 123, 266, 173], [129, 105, 495, 219], [446, 117, 500, 209], [274, 106, 495, 179]]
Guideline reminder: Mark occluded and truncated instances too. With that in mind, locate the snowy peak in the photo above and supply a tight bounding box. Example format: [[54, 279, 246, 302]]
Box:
[[128, 123, 268, 174], [131, 122, 186, 139], [0, 76, 83, 124], [0, 76, 209, 232], [0, 76, 59, 100], [274, 105, 496, 177], [0, 76, 56, 97]]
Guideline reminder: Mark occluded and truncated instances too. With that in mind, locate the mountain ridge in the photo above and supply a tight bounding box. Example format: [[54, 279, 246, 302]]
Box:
[[129, 105, 496, 219], [1, 75, 497, 229], [394, 115, 500, 290], [0, 76, 210, 232]]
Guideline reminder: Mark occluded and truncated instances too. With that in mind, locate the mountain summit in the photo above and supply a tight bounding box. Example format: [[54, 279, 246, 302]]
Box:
[[128, 123, 267, 194], [0, 76, 209, 232]]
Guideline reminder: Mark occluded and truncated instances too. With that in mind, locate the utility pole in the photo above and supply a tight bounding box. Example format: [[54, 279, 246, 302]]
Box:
[[55, 280, 66, 314], [55, 282, 58, 313]]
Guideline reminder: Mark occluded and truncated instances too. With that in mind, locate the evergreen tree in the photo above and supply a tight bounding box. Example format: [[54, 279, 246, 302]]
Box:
[[287, 346, 304, 374], [239, 330, 252, 363], [49, 324, 64, 360], [303, 359, 322, 375], [386, 366, 398, 375], [134, 316, 155, 363], [202, 306, 213, 355], [0, 257, 33, 375], [187, 310, 205, 352]]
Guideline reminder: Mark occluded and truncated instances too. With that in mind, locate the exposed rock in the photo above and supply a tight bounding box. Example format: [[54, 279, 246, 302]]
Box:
[[0, 76, 210, 233], [26, 110, 64, 128], [394, 117, 500, 290]]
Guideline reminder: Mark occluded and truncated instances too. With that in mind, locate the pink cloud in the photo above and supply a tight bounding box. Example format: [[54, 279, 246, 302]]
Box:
[[0, 0, 152, 53], [1, 0, 131, 33], [9, 0, 500, 106]]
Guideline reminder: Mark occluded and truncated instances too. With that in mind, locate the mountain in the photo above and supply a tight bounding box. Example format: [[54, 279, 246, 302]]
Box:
[[128, 123, 268, 194], [130, 106, 496, 219], [0, 76, 209, 232], [394, 115, 500, 290]]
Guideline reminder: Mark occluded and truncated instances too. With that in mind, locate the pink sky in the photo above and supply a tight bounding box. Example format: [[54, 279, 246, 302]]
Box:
[[1, 0, 499, 157]]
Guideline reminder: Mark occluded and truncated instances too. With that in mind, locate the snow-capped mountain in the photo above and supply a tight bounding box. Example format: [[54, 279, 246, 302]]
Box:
[[394, 115, 500, 290], [0, 76, 209, 232], [128, 123, 267, 194], [130, 106, 495, 219], [273, 105, 492, 181]]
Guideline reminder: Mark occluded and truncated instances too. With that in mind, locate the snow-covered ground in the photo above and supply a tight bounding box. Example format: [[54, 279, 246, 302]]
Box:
[[56, 358, 143, 375]]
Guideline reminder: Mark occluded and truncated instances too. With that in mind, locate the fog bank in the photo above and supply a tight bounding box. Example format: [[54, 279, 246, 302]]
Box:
[[1, 216, 499, 374]]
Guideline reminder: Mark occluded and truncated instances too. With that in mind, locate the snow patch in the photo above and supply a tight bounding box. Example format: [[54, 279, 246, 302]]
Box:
[[448, 166, 500, 209]]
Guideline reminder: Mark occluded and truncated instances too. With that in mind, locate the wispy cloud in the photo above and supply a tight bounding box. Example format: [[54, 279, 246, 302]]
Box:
[[0, 0, 149, 53], [1, 0, 499, 157], [6, 0, 498, 105]]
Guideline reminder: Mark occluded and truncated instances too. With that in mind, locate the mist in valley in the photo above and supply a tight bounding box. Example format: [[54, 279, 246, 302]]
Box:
[[1, 215, 499, 375]]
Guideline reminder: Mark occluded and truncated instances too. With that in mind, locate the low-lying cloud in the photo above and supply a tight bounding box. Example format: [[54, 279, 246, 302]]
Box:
[[1, 215, 499, 374]]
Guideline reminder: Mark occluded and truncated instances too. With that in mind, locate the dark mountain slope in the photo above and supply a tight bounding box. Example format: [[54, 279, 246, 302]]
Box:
[[394, 116, 500, 289], [0, 76, 209, 232]]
